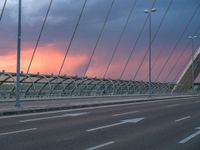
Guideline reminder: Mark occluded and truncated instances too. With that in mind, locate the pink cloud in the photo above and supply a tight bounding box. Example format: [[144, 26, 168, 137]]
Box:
[[0, 43, 89, 75], [0, 42, 192, 83]]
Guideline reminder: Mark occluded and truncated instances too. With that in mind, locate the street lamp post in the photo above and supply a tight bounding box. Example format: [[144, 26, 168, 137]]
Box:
[[144, 8, 156, 97], [16, 0, 22, 107], [188, 35, 198, 95]]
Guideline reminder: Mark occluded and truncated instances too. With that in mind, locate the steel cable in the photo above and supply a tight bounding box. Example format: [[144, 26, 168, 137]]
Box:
[[103, 0, 138, 78], [27, 0, 53, 74], [164, 21, 200, 82], [58, 0, 88, 75], [84, 0, 115, 76], [0, 0, 7, 22], [154, 2, 200, 82], [133, 0, 174, 81], [119, 0, 157, 80]]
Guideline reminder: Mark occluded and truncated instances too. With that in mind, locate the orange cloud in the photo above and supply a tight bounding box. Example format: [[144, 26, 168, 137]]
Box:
[[62, 52, 88, 76], [0, 43, 88, 75], [0, 52, 16, 72], [0, 44, 191, 82]]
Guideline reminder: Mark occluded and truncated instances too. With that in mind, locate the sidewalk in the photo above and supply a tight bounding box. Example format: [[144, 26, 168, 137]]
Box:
[[0, 95, 197, 116]]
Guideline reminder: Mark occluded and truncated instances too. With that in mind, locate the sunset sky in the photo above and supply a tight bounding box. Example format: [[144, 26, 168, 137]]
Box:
[[0, 0, 200, 82]]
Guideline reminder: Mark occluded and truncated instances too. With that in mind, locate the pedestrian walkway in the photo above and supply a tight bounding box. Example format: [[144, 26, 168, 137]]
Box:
[[0, 94, 196, 116]]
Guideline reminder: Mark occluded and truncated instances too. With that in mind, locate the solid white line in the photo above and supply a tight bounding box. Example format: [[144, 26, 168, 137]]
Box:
[[179, 130, 200, 144], [20, 112, 89, 123], [0, 96, 197, 119], [87, 122, 125, 132], [62, 112, 89, 117], [0, 128, 37, 136], [0, 109, 91, 120], [175, 116, 191, 122], [165, 104, 180, 108], [20, 115, 67, 122], [112, 111, 139, 117], [86, 141, 115, 150]]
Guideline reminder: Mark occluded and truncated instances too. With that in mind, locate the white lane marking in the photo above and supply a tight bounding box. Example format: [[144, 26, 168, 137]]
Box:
[[86, 141, 115, 150], [175, 116, 191, 122], [112, 111, 139, 117], [62, 112, 89, 117], [165, 104, 180, 108], [20, 112, 89, 123], [0, 128, 37, 136], [0, 96, 198, 119], [87, 118, 144, 132], [179, 127, 200, 144]]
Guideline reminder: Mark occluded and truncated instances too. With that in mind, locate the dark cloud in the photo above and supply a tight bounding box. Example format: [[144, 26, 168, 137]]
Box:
[[0, 0, 200, 81]]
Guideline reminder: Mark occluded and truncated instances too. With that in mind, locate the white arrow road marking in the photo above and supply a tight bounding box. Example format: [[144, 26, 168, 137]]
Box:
[[86, 141, 115, 150], [87, 118, 144, 132], [0, 128, 37, 136], [112, 111, 139, 117], [179, 127, 200, 144], [122, 118, 144, 123], [20, 112, 89, 123], [175, 116, 191, 122]]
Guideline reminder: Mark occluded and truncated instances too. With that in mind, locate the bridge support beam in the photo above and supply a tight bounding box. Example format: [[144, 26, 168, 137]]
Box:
[[172, 47, 200, 93]]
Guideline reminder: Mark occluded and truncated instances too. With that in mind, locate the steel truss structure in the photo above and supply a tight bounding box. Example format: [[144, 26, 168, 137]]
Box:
[[0, 72, 175, 99]]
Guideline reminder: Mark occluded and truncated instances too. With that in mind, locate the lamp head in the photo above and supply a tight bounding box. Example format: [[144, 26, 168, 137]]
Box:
[[144, 9, 149, 13], [188, 35, 198, 39], [151, 8, 156, 12], [188, 36, 193, 39]]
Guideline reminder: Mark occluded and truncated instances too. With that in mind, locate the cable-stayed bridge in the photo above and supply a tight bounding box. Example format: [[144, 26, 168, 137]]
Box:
[[1, 1, 200, 150], [0, 0, 199, 101]]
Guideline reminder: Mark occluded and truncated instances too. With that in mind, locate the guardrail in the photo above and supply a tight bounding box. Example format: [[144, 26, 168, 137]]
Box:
[[0, 72, 176, 100]]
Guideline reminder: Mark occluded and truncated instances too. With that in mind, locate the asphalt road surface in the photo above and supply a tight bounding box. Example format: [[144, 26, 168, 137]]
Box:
[[0, 96, 200, 150]]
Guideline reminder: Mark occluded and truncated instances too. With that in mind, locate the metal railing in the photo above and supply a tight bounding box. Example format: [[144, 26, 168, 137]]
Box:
[[0, 72, 180, 100]]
